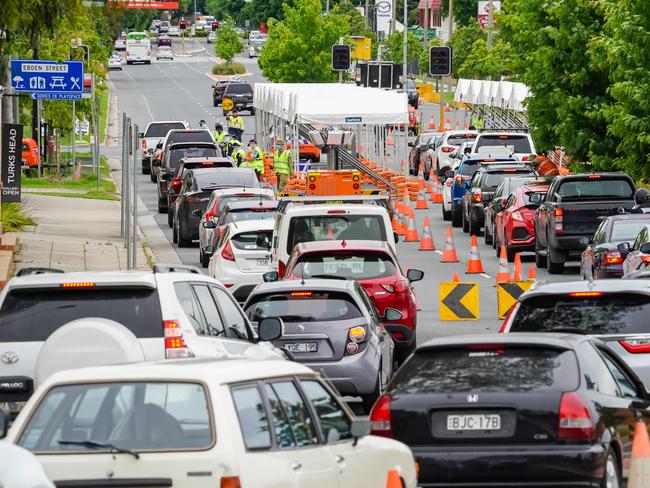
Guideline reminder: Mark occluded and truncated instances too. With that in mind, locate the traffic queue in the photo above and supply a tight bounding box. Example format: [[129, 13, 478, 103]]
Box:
[[3, 118, 650, 488]]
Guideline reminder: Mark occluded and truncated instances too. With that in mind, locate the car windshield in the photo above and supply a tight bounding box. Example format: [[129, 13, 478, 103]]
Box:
[[293, 252, 397, 280], [169, 147, 218, 169], [167, 131, 214, 145], [231, 230, 272, 251], [475, 135, 532, 153], [18, 382, 212, 452], [145, 122, 186, 138], [224, 209, 276, 224], [510, 294, 650, 335], [245, 291, 363, 323], [556, 179, 635, 200], [482, 171, 534, 190], [287, 215, 387, 254], [392, 346, 579, 393], [611, 221, 650, 241], [226, 84, 252, 95], [0, 288, 163, 341]]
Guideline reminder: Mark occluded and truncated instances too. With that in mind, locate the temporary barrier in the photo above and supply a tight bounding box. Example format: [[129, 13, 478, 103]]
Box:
[[496, 280, 533, 319], [440, 281, 479, 320]]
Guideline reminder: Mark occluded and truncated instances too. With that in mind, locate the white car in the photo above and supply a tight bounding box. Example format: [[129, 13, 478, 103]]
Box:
[[470, 131, 536, 162], [138, 120, 189, 175], [208, 220, 274, 304], [113, 38, 126, 51], [433, 130, 478, 171], [442, 173, 455, 221], [168, 25, 181, 36], [0, 265, 285, 416], [4, 358, 418, 487], [0, 442, 54, 488], [248, 38, 266, 58], [207, 30, 216, 43], [157, 45, 173, 60], [108, 55, 122, 70]]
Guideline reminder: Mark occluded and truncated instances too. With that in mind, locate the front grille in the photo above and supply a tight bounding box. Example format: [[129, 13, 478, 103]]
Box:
[[512, 227, 531, 241]]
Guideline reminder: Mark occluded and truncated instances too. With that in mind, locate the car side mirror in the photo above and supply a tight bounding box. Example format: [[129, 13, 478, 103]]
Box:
[[618, 242, 631, 255], [0, 409, 7, 439], [263, 271, 279, 282], [382, 308, 403, 322], [160, 172, 170, 181], [202, 219, 216, 228], [529, 193, 544, 205], [406, 268, 423, 282], [153, 159, 162, 167], [640, 243, 650, 255], [156, 142, 163, 149], [408, 141, 414, 147], [351, 419, 370, 446], [464, 146, 472, 154], [138, 132, 144, 138], [393, 231, 399, 243], [258, 317, 283, 342]]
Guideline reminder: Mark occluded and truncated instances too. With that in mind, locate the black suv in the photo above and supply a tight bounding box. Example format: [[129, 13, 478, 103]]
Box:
[[404, 79, 419, 109], [212, 80, 229, 106], [222, 82, 255, 116], [156, 142, 220, 213], [461, 163, 535, 236]]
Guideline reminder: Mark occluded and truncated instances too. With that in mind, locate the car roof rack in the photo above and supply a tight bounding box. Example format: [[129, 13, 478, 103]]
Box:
[[16, 267, 65, 277], [153, 263, 202, 275]]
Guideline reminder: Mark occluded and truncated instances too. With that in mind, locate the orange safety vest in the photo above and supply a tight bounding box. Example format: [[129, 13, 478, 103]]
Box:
[[537, 159, 560, 177]]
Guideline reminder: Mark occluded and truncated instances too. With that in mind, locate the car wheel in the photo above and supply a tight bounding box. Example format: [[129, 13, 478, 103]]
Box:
[[451, 207, 462, 227], [462, 210, 469, 233], [250, 108, 256, 115], [468, 216, 480, 237], [172, 219, 179, 244], [360, 363, 384, 414], [157, 196, 167, 214], [177, 219, 191, 248], [167, 209, 174, 228], [547, 247, 565, 274], [200, 248, 209, 268], [484, 222, 493, 245], [213, 99, 218, 107], [442, 204, 452, 221], [535, 240, 547, 269], [601, 450, 620, 488], [141, 160, 150, 175], [506, 244, 516, 263], [223, 110, 227, 116], [150, 171, 156, 183], [492, 225, 497, 249], [495, 234, 501, 257]]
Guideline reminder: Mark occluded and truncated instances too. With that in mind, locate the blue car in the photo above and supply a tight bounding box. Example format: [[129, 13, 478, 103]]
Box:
[[450, 154, 517, 227]]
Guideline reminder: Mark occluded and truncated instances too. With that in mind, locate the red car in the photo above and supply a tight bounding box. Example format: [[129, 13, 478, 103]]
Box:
[[495, 183, 550, 261], [278, 239, 423, 363]]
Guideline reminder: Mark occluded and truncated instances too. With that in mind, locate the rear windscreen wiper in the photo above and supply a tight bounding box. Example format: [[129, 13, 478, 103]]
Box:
[[58, 439, 140, 459]]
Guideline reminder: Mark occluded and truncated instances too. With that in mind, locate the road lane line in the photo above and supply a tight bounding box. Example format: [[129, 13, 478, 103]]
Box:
[[122, 66, 155, 120], [480, 273, 491, 279]]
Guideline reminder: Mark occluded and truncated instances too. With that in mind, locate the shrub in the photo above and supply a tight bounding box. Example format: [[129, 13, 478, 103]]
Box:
[[212, 62, 246, 75]]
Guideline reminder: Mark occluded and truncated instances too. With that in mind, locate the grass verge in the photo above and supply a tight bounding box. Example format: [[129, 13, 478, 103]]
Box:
[[28, 190, 119, 201], [23, 155, 117, 193], [2, 203, 36, 232], [212, 62, 246, 75]]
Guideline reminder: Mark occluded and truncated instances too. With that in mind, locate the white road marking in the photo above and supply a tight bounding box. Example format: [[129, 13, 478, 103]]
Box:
[[434, 249, 443, 255], [480, 273, 491, 279]]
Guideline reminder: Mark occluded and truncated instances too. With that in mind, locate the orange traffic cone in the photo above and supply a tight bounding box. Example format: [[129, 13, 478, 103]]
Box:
[[400, 159, 406, 171], [396, 213, 407, 236], [419, 216, 436, 250], [466, 235, 484, 273], [629, 419, 650, 488], [451, 272, 460, 282], [527, 264, 537, 281], [415, 189, 429, 209], [386, 129, 394, 146], [403, 202, 415, 219], [428, 114, 435, 129], [386, 469, 402, 488], [404, 216, 420, 242], [417, 165, 425, 189], [441, 226, 459, 262], [513, 253, 523, 281], [433, 175, 444, 203], [391, 210, 400, 233], [496, 245, 511, 284]]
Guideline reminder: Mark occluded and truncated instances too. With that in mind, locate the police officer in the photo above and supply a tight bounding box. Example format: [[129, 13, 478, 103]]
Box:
[[212, 123, 227, 144], [273, 139, 292, 191], [632, 188, 650, 214], [243, 139, 264, 179]]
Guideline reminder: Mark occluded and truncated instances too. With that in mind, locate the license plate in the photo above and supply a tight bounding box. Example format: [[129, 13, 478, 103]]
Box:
[[447, 414, 501, 431], [0, 401, 26, 414], [257, 258, 270, 266], [285, 342, 318, 353]]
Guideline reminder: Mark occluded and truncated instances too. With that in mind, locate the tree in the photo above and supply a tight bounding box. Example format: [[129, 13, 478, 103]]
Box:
[[449, 22, 484, 78], [383, 31, 423, 65], [456, 37, 512, 80], [215, 17, 243, 64], [441, 0, 480, 27], [206, 0, 246, 24], [259, 0, 347, 83]]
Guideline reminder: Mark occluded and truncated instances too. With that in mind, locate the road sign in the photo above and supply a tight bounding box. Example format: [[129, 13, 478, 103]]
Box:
[[439, 282, 479, 320], [497, 280, 533, 319], [31, 92, 82, 100], [478, 0, 501, 29], [11, 60, 84, 95], [1, 123, 23, 203], [222, 98, 234, 111]]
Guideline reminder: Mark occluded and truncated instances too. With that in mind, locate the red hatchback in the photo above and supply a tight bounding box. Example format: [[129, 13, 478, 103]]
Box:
[[279, 240, 423, 363], [495, 183, 550, 261]]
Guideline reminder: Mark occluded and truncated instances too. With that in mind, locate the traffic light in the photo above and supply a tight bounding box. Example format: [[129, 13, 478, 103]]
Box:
[[331, 44, 351, 71], [211, 21, 219, 31], [179, 19, 187, 30], [429, 46, 452, 76]]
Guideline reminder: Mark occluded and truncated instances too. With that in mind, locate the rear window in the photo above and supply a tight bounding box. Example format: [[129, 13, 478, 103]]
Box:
[[447, 134, 476, 146], [225, 84, 253, 95], [245, 291, 363, 323], [475, 134, 532, 153], [611, 221, 650, 241], [482, 171, 534, 189], [556, 179, 634, 200], [460, 161, 480, 177], [167, 131, 214, 145], [168, 147, 218, 169], [287, 215, 387, 254], [196, 171, 260, 190], [145, 122, 186, 138], [216, 194, 274, 215], [0, 288, 163, 341], [231, 230, 272, 251], [510, 294, 650, 335], [294, 252, 397, 280], [393, 346, 579, 393], [225, 209, 276, 224]]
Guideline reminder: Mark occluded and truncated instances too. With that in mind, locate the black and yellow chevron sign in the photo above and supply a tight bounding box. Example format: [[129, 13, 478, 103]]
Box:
[[497, 281, 533, 319], [439, 282, 479, 320]]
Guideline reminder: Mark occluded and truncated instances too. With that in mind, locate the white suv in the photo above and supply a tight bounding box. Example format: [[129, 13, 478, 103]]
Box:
[[4, 358, 418, 487], [470, 131, 536, 162], [0, 265, 284, 415], [138, 120, 189, 175]]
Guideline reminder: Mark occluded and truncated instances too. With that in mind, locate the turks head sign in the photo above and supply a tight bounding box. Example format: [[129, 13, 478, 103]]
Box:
[[1, 123, 23, 203], [107, 0, 180, 8]]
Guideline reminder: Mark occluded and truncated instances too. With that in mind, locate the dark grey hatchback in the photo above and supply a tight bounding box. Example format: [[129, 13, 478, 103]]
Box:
[[371, 333, 650, 487]]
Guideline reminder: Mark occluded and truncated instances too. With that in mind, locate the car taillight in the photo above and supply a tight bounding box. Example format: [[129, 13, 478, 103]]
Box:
[[521, 155, 529, 161], [558, 392, 595, 440], [603, 251, 623, 265], [473, 189, 482, 203], [171, 178, 182, 193], [499, 301, 520, 333], [348, 326, 367, 343], [142, 139, 147, 149], [382, 279, 408, 293], [220, 477, 242, 488], [159, 151, 165, 161], [147, 50, 151, 56], [641, 256, 650, 264], [221, 240, 235, 261], [441, 146, 454, 153], [278, 260, 286, 278], [512, 210, 524, 222], [370, 395, 392, 437], [620, 338, 650, 353], [164, 320, 194, 359], [455, 175, 462, 183], [554, 207, 563, 233]]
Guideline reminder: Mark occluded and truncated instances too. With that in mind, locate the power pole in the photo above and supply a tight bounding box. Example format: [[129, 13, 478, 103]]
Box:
[[448, 0, 454, 43], [365, 0, 370, 28], [423, 0, 429, 49], [487, 0, 494, 48], [403, 0, 408, 85]]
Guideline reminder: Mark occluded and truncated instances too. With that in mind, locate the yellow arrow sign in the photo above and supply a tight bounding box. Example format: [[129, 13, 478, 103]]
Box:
[[222, 97, 234, 111], [497, 281, 534, 319], [439, 282, 479, 321]]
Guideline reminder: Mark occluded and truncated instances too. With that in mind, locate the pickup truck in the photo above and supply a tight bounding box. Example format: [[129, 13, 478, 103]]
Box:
[[533, 173, 636, 274]]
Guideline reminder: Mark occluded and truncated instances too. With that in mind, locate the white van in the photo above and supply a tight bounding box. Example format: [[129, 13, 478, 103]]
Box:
[[271, 204, 396, 277]]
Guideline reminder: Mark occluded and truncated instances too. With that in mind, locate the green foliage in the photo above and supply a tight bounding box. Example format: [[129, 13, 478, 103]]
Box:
[[383, 31, 423, 64], [214, 17, 243, 63], [259, 0, 347, 83], [449, 23, 484, 78], [456, 36, 512, 80], [206, 0, 246, 23], [212, 62, 246, 75], [441, 0, 480, 26], [418, 38, 441, 76], [1, 203, 36, 232]]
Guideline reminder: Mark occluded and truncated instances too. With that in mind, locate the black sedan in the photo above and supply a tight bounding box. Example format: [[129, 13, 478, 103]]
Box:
[[581, 214, 650, 279], [371, 333, 649, 487]]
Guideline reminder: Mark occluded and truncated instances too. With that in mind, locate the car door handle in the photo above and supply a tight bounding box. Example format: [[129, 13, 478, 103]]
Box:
[[291, 462, 302, 471], [335, 455, 345, 463]]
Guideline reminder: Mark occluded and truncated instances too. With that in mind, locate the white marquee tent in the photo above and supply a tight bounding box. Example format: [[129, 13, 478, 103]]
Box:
[[453, 79, 530, 112]]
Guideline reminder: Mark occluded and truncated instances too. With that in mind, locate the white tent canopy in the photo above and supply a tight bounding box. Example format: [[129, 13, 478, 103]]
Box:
[[454, 78, 530, 112], [254, 83, 409, 125]]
